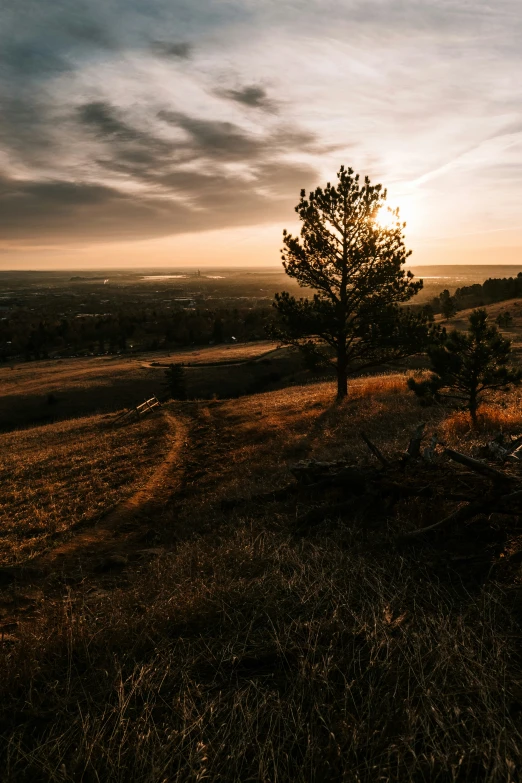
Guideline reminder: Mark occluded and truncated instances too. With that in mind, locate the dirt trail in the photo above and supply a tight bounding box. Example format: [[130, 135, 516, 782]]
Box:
[[0, 410, 191, 632], [39, 410, 189, 568]]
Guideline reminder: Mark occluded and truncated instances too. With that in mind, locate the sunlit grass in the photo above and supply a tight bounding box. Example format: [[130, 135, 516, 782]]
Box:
[[0, 414, 168, 565], [3, 373, 522, 781]]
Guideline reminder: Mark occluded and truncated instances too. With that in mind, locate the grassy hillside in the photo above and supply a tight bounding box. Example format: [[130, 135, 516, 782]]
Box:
[[0, 412, 170, 566], [3, 372, 522, 781], [0, 341, 303, 430], [441, 297, 522, 354]]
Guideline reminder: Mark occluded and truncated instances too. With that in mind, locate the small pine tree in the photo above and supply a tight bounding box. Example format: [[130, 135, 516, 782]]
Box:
[[439, 289, 458, 318], [408, 309, 522, 424], [163, 363, 187, 400], [495, 311, 513, 328]]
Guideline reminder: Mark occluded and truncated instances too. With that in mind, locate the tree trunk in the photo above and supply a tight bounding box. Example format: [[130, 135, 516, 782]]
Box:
[[336, 347, 348, 399]]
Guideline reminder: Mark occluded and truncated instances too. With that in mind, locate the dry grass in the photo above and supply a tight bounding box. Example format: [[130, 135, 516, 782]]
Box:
[[439, 389, 522, 442], [0, 413, 168, 565], [2, 526, 521, 782], [0, 343, 284, 429], [147, 339, 280, 365], [0, 356, 166, 430], [2, 375, 522, 781], [352, 372, 408, 398]]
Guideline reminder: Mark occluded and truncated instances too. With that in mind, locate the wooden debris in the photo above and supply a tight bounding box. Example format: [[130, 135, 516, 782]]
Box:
[[422, 434, 438, 463], [406, 423, 426, 459], [399, 500, 485, 539], [444, 448, 515, 483], [360, 431, 389, 467], [226, 423, 522, 546]]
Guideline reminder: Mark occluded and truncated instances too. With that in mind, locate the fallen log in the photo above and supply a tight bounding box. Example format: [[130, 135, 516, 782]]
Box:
[[360, 431, 389, 467], [444, 448, 515, 483], [399, 500, 485, 539]]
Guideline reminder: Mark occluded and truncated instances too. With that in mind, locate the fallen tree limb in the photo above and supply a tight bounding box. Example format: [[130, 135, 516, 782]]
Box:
[[399, 500, 485, 539], [444, 448, 514, 483], [506, 435, 522, 457], [360, 431, 389, 467]]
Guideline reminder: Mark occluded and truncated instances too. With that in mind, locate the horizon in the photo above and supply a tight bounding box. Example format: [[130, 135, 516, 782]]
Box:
[[1, 2, 521, 270], [2, 263, 522, 274]]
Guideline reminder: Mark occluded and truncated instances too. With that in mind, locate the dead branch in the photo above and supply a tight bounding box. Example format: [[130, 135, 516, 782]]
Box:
[[423, 434, 438, 462], [444, 448, 514, 483], [407, 423, 426, 459], [399, 500, 485, 539], [360, 431, 389, 467]]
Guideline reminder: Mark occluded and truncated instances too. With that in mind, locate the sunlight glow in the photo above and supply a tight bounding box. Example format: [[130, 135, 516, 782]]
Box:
[[376, 206, 400, 230], [377, 196, 419, 234]]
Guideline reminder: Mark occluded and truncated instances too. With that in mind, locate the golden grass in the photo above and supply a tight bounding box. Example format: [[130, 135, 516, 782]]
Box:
[[148, 339, 280, 365], [351, 372, 408, 398], [3, 376, 522, 781], [2, 472, 521, 781], [439, 392, 522, 441], [0, 413, 168, 565]]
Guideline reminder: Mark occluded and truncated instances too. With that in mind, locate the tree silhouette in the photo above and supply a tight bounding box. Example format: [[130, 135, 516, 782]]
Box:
[[439, 289, 458, 319], [272, 165, 429, 399], [163, 363, 187, 400], [496, 311, 513, 328], [408, 309, 521, 424]]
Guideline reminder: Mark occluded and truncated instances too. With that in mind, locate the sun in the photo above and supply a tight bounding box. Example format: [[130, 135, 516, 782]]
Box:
[[376, 206, 400, 229], [376, 197, 418, 232]]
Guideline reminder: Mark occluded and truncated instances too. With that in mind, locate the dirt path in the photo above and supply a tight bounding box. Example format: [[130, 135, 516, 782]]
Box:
[[39, 410, 189, 568], [0, 409, 191, 629]]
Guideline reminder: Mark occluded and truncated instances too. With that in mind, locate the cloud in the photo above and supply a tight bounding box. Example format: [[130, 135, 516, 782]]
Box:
[[78, 102, 141, 141], [152, 40, 193, 59], [1, 0, 521, 259], [0, 157, 318, 243], [76, 101, 175, 175], [220, 84, 275, 111], [158, 110, 318, 163]]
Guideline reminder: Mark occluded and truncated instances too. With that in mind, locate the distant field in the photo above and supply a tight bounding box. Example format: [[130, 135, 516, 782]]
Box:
[[0, 341, 299, 429], [0, 355, 166, 430], [0, 412, 168, 565], [144, 339, 279, 365]]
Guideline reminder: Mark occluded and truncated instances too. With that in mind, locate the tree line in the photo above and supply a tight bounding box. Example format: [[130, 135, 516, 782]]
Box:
[[428, 273, 522, 318], [0, 306, 274, 362]]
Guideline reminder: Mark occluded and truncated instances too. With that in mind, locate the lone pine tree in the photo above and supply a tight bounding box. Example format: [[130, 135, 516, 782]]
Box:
[[163, 363, 187, 401], [273, 165, 429, 399], [408, 309, 522, 424]]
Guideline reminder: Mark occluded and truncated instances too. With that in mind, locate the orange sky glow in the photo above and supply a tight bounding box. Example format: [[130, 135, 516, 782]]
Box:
[[1, 1, 521, 270]]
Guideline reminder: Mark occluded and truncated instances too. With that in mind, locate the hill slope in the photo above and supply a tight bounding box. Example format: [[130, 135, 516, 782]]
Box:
[[3, 377, 522, 781]]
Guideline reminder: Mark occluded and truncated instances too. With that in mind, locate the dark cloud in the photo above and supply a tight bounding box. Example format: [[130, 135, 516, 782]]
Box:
[[0, 156, 318, 243], [159, 111, 266, 160], [152, 40, 192, 59], [158, 110, 318, 164], [78, 102, 144, 142], [77, 101, 174, 174], [1, 41, 72, 77], [220, 85, 275, 111], [0, 95, 58, 164]]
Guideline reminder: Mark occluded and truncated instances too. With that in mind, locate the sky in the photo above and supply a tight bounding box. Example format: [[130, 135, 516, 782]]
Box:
[[0, 0, 521, 269]]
